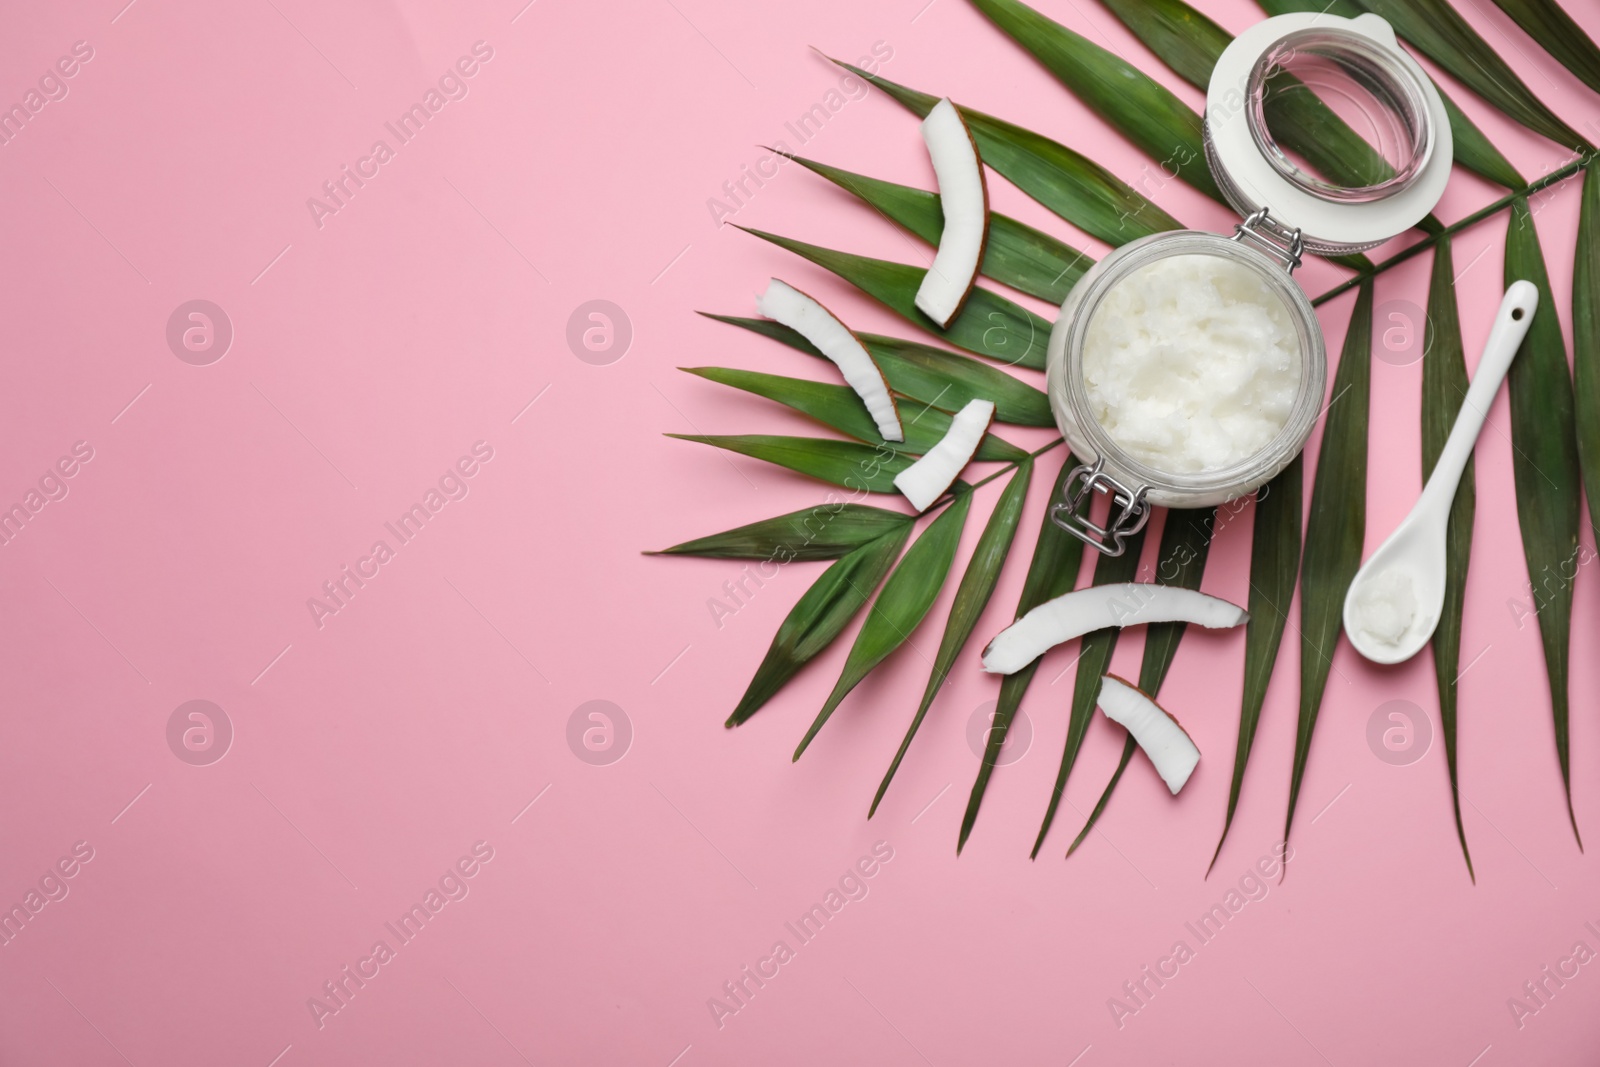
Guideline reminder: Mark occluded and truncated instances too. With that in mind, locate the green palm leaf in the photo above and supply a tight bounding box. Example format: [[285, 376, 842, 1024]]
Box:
[[1065, 505, 1217, 858], [682, 367, 1026, 462], [727, 524, 913, 726], [1284, 282, 1372, 850], [1420, 235, 1476, 881], [1210, 457, 1302, 873], [1491, 0, 1600, 96], [651, 503, 912, 561], [1437, 95, 1527, 190], [873, 458, 1034, 815], [738, 227, 1052, 369], [1032, 524, 1149, 857], [1099, 0, 1229, 86], [960, 451, 1087, 851], [703, 314, 1054, 426], [780, 151, 1094, 304], [1067, 738, 1140, 861], [797, 494, 973, 758], [1576, 164, 1600, 583], [1254, 0, 1526, 188], [667, 434, 913, 492], [1505, 196, 1584, 845], [836, 59, 1183, 245], [1576, 163, 1600, 845], [1352, 0, 1591, 151], [968, 0, 1226, 204]]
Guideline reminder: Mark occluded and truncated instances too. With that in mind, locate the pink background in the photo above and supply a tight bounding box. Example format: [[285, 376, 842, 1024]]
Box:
[[2, 0, 1599, 1063]]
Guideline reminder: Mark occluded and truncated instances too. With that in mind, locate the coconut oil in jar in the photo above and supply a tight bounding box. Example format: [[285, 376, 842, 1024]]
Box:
[[1080, 252, 1302, 475]]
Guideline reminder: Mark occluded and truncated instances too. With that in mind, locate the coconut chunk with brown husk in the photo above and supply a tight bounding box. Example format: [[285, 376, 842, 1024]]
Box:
[[914, 98, 988, 328], [1097, 674, 1199, 795]]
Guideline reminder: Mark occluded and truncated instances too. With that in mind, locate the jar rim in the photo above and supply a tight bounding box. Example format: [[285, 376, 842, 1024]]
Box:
[[1244, 26, 1435, 206], [1046, 231, 1327, 504]]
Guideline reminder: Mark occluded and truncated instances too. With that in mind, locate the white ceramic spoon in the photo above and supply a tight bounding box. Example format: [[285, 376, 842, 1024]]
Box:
[[1343, 280, 1539, 665]]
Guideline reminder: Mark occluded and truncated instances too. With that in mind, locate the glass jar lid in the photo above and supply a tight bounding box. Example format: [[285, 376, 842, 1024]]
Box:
[[1204, 12, 1452, 256]]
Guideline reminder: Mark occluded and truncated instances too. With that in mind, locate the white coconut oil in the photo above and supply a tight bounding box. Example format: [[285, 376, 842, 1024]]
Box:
[[1081, 253, 1302, 475], [1349, 566, 1421, 650]]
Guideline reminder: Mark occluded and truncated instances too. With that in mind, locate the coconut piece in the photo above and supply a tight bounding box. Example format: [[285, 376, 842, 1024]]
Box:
[[756, 279, 902, 442], [1097, 675, 1199, 795], [981, 584, 1247, 675], [893, 398, 995, 512], [914, 98, 988, 328]]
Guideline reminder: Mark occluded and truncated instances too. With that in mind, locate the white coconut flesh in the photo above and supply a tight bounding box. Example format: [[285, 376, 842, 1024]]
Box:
[[893, 398, 995, 512], [914, 98, 988, 329], [757, 279, 903, 442], [1097, 675, 1199, 795], [981, 584, 1247, 675]]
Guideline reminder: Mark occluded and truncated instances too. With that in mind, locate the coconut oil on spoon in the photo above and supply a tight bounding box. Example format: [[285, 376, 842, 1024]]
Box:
[[1343, 281, 1538, 665]]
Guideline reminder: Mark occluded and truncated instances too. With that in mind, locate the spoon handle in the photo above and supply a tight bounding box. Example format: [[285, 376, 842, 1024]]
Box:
[[1416, 281, 1539, 517]]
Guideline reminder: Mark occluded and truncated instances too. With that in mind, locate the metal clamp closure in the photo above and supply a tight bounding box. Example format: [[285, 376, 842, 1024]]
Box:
[[1231, 207, 1304, 274], [1049, 459, 1151, 557]]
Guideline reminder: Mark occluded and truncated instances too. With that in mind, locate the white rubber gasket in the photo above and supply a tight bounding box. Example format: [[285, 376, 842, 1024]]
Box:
[[1205, 12, 1452, 252]]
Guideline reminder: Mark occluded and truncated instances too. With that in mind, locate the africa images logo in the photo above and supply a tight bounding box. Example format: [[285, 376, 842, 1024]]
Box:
[[306, 841, 495, 1029], [306, 41, 495, 229], [305, 442, 494, 629], [706, 842, 895, 1030]]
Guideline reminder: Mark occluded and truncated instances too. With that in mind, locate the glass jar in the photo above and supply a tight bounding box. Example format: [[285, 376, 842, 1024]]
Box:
[[1044, 10, 1452, 555]]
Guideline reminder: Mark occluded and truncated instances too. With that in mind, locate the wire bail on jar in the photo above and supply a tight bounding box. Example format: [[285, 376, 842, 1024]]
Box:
[[1049, 458, 1151, 557], [1231, 207, 1304, 274]]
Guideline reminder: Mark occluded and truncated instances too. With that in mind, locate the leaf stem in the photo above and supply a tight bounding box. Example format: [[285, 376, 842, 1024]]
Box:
[[970, 436, 1065, 492], [923, 435, 1065, 516], [924, 435, 1065, 519], [1312, 150, 1597, 307]]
